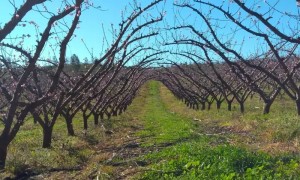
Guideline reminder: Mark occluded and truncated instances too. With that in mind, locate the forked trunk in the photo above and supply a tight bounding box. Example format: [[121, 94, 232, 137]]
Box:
[[263, 101, 272, 114]]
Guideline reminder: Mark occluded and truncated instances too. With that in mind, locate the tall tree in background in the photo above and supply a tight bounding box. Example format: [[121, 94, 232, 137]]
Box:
[[70, 54, 81, 71]]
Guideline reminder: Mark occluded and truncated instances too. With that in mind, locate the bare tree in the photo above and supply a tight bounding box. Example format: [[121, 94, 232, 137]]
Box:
[[0, 0, 86, 168]]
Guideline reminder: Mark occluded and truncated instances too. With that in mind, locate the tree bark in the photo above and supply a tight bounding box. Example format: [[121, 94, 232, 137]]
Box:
[[239, 102, 245, 113], [263, 101, 272, 114], [0, 140, 8, 170], [207, 102, 212, 111], [216, 101, 222, 110], [83, 116, 88, 130], [195, 103, 199, 110], [227, 101, 232, 111], [296, 99, 300, 116], [65, 116, 75, 136], [100, 112, 104, 120], [93, 113, 99, 125], [42, 126, 53, 148], [201, 102, 205, 110], [113, 110, 118, 116]]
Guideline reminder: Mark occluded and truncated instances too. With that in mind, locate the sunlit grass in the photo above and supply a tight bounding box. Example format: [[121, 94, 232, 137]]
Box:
[[158, 83, 300, 152], [137, 81, 300, 179], [136, 81, 195, 146], [1, 90, 146, 178]]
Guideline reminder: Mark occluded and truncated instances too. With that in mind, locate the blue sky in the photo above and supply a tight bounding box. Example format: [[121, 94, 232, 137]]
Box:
[[0, 0, 299, 65], [1, 0, 159, 63]]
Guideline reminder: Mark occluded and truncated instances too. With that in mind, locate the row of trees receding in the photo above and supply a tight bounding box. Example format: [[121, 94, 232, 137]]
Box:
[[0, 0, 164, 169], [155, 0, 300, 116]]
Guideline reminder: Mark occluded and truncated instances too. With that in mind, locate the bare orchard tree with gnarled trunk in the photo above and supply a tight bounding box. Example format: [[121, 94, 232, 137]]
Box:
[[30, 0, 164, 146], [0, 0, 85, 169]]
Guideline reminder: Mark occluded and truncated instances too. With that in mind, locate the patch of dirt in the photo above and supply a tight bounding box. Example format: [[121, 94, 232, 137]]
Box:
[[43, 117, 156, 179], [15, 117, 151, 180], [201, 120, 252, 137]]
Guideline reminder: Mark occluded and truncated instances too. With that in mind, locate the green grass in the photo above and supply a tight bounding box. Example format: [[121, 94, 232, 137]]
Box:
[[140, 140, 300, 179], [136, 81, 195, 146], [135, 81, 300, 179], [0, 80, 149, 179], [157, 83, 300, 153], [4, 114, 100, 176]]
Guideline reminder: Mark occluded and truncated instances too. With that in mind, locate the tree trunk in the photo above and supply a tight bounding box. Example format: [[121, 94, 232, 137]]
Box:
[[100, 112, 104, 120], [113, 110, 118, 116], [83, 116, 88, 130], [207, 102, 212, 111], [216, 101, 222, 110], [239, 102, 245, 113], [201, 102, 205, 110], [42, 126, 53, 148], [0, 140, 8, 170], [263, 101, 272, 114], [296, 99, 300, 116], [118, 109, 123, 115], [66, 117, 75, 136], [227, 101, 232, 111], [94, 113, 99, 125]]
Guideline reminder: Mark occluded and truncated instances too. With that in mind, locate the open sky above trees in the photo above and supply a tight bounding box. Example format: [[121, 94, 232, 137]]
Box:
[[0, 0, 299, 65]]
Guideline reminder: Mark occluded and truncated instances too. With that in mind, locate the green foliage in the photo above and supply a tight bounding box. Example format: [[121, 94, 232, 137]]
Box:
[[140, 141, 300, 179], [70, 54, 81, 71]]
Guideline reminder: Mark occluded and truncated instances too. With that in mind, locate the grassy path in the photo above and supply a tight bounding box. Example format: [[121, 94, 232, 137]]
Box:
[[135, 81, 194, 146]]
